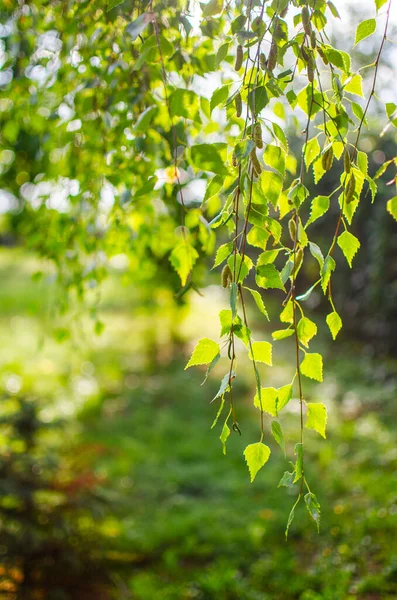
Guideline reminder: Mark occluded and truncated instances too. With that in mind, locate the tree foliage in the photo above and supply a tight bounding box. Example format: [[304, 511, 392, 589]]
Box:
[[1, 0, 396, 534]]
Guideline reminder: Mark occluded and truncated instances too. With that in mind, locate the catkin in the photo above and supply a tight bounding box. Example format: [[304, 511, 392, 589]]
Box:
[[345, 172, 356, 204], [307, 58, 314, 82], [344, 149, 351, 173], [291, 247, 304, 276], [232, 150, 238, 168], [253, 122, 263, 149], [221, 264, 233, 288], [302, 46, 315, 82], [310, 31, 317, 49], [302, 6, 312, 36], [235, 44, 243, 71], [322, 146, 334, 171], [318, 47, 329, 65], [250, 148, 262, 174], [273, 17, 280, 39], [235, 92, 242, 118], [288, 217, 297, 242], [267, 39, 278, 72], [259, 52, 267, 70]]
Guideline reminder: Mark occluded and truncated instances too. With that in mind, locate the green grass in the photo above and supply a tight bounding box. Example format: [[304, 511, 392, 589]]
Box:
[[0, 247, 396, 599]]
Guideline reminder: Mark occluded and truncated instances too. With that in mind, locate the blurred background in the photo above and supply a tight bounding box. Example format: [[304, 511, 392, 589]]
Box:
[[1, 0, 397, 599]]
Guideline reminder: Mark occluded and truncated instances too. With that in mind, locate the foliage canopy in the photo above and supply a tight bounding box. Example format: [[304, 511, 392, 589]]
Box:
[[1, 0, 396, 534]]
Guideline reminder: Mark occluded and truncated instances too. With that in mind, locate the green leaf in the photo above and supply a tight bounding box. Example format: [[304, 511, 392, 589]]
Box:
[[134, 106, 158, 132], [357, 151, 368, 176], [300, 353, 323, 382], [185, 338, 220, 369], [285, 500, 297, 539], [326, 311, 342, 340], [216, 43, 229, 68], [272, 328, 294, 340], [297, 85, 322, 118], [277, 384, 292, 412], [308, 242, 324, 269], [220, 421, 230, 455], [272, 122, 289, 151], [304, 137, 321, 168], [278, 471, 295, 488], [202, 354, 221, 385], [170, 241, 199, 286], [257, 249, 282, 266], [228, 254, 253, 283], [201, 0, 223, 17], [280, 300, 293, 323], [191, 143, 228, 175], [337, 231, 360, 267], [170, 89, 200, 121], [243, 442, 271, 482], [321, 256, 336, 294], [367, 175, 377, 203], [313, 156, 326, 184], [386, 103, 397, 127], [256, 264, 285, 291], [271, 421, 286, 456], [244, 288, 269, 320], [210, 85, 229, 113], [212, 242, 232, 269], [296, 282, 320, 302], [249, 341, 273, 365], [248, 86, 269, 114], [204, 174, 223, 202], [305, 492, 321, 532], [212, 372, 232, 402], [351, 101, 367, 125], [247, 226, 270, 249], [294, 443, 303, 482], [387, 197, 397, 221], [323, 46, 349, 72], [328, 1, 341, 18], [211, 396, 225, 429], [343, 73, 364, 98], [297, 317, 318, 347], [254, 387, 277, 414], [108, 0, 125, 9], [234, 139, 255, 162], [231, 14, 246, 34], [306, 402, 327, 438], [259, 170, 283, 207], [126, 13, 152, 39], [375, 0, 388, 10], [219, 309, 233, 336], [255, 384, 292, 415], [264, 145, 286, 175], [354, 18, 376, 46], [234, 324, 251, 347], [288, 182, 309, 207]]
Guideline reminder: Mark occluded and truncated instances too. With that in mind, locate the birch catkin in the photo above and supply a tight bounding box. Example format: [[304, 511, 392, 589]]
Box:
[[235, 92, 242, 118], [235, 44, 243, 71], [254, 123, 263, 149]]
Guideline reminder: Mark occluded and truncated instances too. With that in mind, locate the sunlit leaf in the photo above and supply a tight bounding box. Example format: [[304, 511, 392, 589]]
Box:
[[249, 341, 273, 365], [244, 442, 271, 482], [337, 231, 360, 267], [354, 18, 376, 45], [300, 353, 323, 382], [305, 402, 327, 438], [326, 311, 342, 340], [185, 338, 220, 369]]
